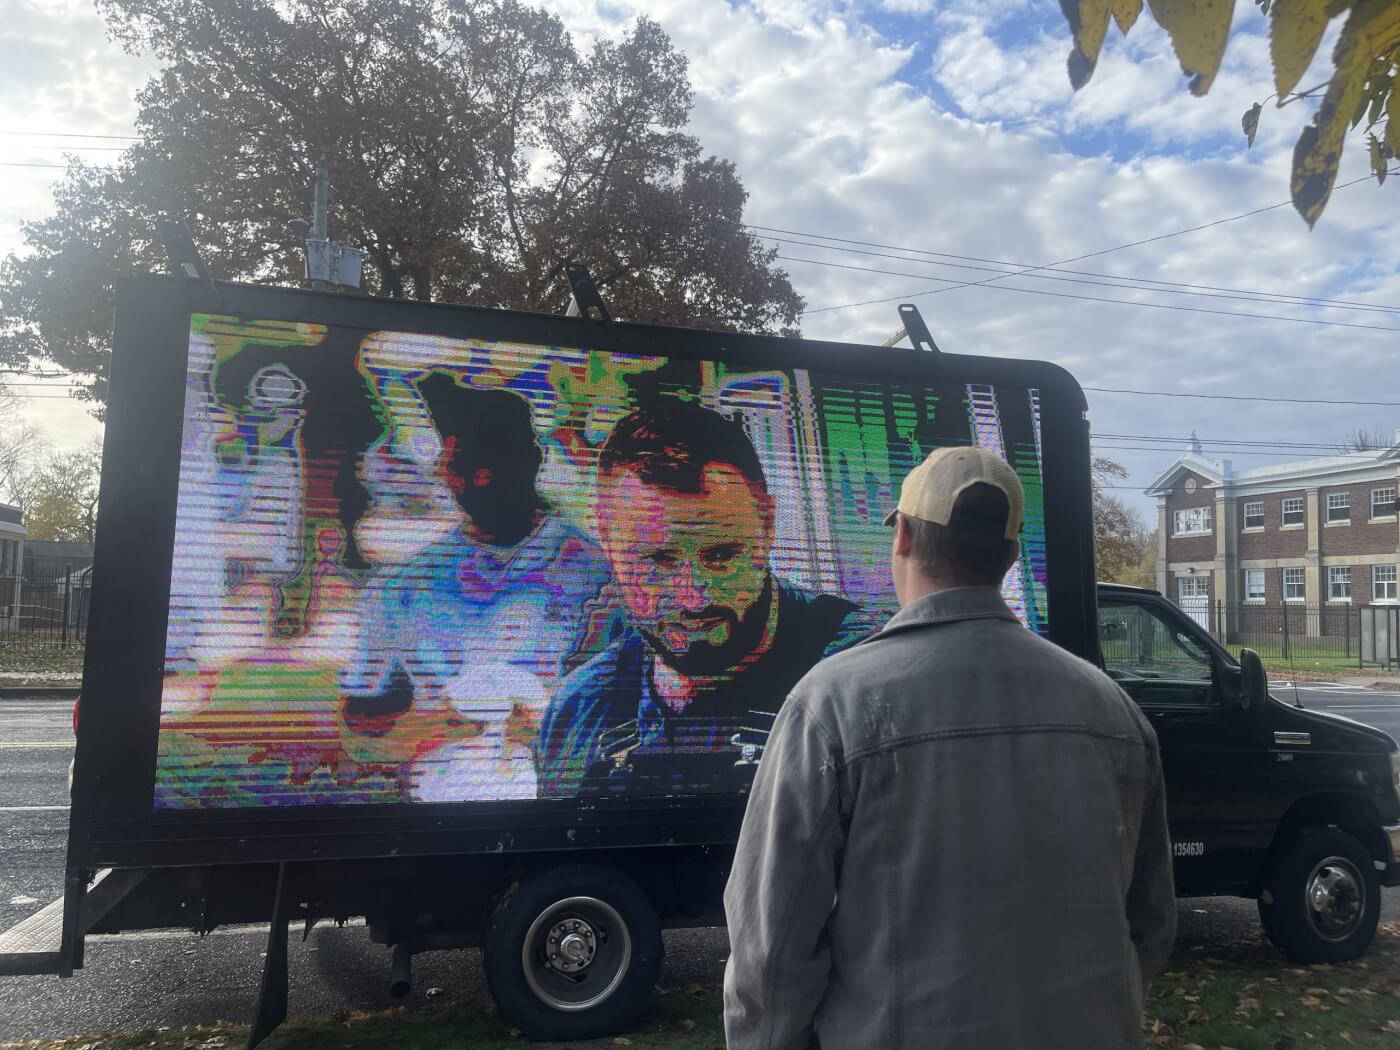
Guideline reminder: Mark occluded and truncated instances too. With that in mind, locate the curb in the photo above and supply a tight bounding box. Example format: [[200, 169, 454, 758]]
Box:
[[0, 686, 80, 700]]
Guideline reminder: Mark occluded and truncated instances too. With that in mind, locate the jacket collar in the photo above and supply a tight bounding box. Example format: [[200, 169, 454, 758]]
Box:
[[865, 586, 1018, 643]]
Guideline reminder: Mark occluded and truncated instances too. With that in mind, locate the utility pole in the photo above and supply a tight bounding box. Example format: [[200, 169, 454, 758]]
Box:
[[312, 155, 329, 242], [295, 154, 363, 291]]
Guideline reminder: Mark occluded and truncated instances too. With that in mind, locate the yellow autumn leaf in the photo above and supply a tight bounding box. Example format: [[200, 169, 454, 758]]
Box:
[[1270, 0, 1334, 98], [1292, 0, 1400, 225], [1063, 0, 1114, 88], [1111, 0, 1144, 33], [1145, 0, 1235, 95]]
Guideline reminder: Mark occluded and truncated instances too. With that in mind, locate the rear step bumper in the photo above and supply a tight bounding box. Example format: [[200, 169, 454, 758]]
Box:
[[0, 868, 146, 977], [0, 892, 66, 975]]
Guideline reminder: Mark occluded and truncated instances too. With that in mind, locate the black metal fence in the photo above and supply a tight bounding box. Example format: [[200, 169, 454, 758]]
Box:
[[1196, 601, 1363, 664], [0, 563, 92, 648]]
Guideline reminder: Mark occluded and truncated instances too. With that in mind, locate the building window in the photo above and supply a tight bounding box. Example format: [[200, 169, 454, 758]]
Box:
[[1326, 492, 1351, 523], [1373, 487, 1397, 519], [1283, 567, 1306, 602], [1172, 506, 1211, 536], [1375, 565, 1398, 602], [1328, 566, 1352, 602], [1244, 568, 1265, 602], [0, 539, 14, 575], [1178, 576, 1209, 601], [1282, 497, 1305, 527], [1243, 501, 1264, 530]]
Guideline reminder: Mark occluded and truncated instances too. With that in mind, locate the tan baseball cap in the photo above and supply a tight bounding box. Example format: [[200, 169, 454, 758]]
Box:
[[882, 446, 1025, 540]]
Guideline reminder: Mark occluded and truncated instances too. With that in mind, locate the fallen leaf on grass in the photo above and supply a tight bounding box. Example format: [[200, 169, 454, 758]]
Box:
[[679, 1019, 697, 1031], [1300, 995, 1323, 1007], [612, 1040, 633, 1047], [1383, 1019, 1400, 1034], [425, 987, 443, 999]]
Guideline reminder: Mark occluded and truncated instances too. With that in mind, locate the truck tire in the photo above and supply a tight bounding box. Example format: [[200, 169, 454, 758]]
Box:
[[1257, 828, 1380, 964], [483, 864, 663, 1041]]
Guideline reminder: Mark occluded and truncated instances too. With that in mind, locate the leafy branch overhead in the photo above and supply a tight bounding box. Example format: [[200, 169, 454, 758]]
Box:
[[0, 0, 804, 406], [1058, 0, 1400, 226]]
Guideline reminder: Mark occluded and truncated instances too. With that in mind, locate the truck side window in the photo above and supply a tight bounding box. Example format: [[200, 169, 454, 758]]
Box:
[[1098, 600, 1215, 707]]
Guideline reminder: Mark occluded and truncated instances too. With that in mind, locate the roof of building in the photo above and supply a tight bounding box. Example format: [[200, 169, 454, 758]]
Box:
[[24, 540, 95, 559], [1144, 434, 1400, 497]]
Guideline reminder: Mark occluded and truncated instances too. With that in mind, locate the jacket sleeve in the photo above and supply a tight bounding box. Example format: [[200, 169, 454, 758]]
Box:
[[723, 696, 845, 1050], [1126, 735, 1176, 984]]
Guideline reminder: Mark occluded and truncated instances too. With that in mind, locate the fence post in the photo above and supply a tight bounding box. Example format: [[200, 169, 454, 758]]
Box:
[[1345, 606, 1352, 660], [1281, 603, 1291, 661], [60, 563, 71, 648]]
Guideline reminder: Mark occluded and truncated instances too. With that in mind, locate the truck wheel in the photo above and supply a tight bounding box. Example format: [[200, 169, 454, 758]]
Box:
[[1257, 828, 1380, 964], [483, 864, 663, 1041]]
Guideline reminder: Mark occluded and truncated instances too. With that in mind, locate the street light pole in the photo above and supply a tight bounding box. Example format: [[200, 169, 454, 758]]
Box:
[[298, 155, 363, 292]]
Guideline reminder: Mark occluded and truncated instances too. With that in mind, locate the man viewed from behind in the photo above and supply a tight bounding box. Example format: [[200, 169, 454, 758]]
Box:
[[723, 446, 1176, 1050]]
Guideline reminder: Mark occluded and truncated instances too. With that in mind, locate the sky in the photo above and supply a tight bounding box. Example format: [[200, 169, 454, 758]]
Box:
[[1, 0, 1398, 523]]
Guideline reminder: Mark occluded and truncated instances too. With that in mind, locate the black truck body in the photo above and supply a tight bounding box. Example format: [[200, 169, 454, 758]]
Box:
[[0, 275, 1397, 1043]]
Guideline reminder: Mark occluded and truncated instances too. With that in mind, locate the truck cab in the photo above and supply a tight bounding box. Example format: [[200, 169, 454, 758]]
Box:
[[1097, 582, 1400, 962]]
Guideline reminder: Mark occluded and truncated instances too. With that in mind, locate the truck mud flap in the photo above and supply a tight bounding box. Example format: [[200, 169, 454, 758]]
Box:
[[0, 868, 148, 977]]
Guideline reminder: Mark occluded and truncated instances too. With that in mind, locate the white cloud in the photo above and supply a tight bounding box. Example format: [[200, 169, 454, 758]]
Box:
[[0, 0, 150, 455], [0, 0, 1396, 523]]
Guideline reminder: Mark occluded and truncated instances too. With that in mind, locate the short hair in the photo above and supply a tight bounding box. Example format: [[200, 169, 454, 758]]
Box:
[[902, 483, 1018, 587], [597, 398, 768, 497], [418, 372, 542, 480]]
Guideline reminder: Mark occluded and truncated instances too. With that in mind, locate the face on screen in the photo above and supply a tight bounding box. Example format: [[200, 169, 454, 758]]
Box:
[[597, 464, 775, 676], [154, 316, 1051, 809]]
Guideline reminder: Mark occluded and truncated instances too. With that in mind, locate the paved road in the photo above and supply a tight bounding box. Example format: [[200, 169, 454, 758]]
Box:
[[1283, 681, 1400, 743], [2, 691, 1400, 1042]]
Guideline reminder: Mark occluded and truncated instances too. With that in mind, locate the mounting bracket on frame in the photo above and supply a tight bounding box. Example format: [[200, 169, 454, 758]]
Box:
[[563, 264, 612, 324], [156, 218, 218, 301], [897, 303, 941, 354]]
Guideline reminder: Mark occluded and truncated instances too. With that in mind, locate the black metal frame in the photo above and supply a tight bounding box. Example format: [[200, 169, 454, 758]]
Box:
[[67, 274, 1095, 875]]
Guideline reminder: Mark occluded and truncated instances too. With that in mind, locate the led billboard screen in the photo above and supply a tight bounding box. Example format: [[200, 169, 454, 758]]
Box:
[[154, 314, 1049, 808]]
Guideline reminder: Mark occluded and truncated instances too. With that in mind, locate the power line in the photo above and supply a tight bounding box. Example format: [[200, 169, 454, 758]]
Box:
[[1085, 387, 1400, 407], [0, 161, 115, 170], [804, 169, 1399, 316], [3, 144, 133, 152], [0, 130, 140, 140], [752, 224, 1400, 316], [1091, 442, 1349, 458], [7, 128, 1398, 327], [1095, 432, 1371, 451], [777, 253, 1400, 335], [763, 234, 1400, 317]]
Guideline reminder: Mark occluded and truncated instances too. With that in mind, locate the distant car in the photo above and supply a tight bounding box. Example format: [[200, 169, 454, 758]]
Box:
[[67, 696, 78, 794]]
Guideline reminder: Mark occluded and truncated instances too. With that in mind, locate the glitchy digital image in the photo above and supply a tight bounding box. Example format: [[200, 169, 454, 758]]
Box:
[[154, 315, 1050, 808]]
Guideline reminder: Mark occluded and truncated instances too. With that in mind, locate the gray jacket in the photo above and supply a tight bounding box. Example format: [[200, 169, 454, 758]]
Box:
[[723, 587, 1175, 1050]]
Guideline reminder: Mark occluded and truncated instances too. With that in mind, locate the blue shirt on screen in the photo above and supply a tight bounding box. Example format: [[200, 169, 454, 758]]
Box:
[[341, 516, 621, 710], [536, 579, 863, 798]]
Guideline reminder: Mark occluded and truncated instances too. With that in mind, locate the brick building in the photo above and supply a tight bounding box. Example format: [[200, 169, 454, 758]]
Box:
[[1147, 433, 1400, 624]]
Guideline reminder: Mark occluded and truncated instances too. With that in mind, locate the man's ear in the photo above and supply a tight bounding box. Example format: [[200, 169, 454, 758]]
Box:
[[892, 513, 914, 557], [1004, 538, 1022, 576]]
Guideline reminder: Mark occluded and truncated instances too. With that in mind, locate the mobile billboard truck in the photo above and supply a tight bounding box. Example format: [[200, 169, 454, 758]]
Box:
[[0, 272, 1104, 1040]]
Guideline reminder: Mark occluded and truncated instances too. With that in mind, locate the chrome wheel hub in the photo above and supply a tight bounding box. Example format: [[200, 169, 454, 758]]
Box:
[[547, 919, 597, 974], [1305, 857, 1364, 942], [522, 896, 632, 1012]]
